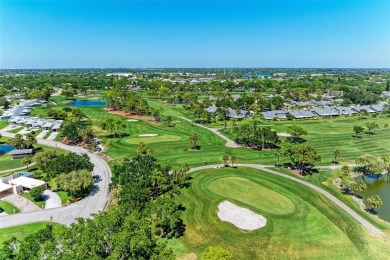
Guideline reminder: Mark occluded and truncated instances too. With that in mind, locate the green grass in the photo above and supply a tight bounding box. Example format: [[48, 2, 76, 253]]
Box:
[[208, 176, 295, 215], [0, 155, 23, 172], [126, 134, 182, 145], [0, 222, 49, 245], [8, 127, 23, 134], [219, 115, 390, 165], [43, 130, 52, 139], [22, 193, 46, 209], [172, 167, 390, 259], [0, 201, 20, 214], [56, 191, 71, 205], [0, 120, 8, 130]]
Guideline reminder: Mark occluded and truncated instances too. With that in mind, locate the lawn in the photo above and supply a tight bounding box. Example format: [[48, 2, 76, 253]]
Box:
[[0, 136, 63, 173], [171, 167, 390, 259], [8, 127, 24, 134], [0, 201, 20, 214], [22, 193, 45, 209], [78, 106, 268, 168], [0, 120, 8, 130], [0, 154, 23, 172], [219, 115, 390, 165], [56, 191, 71, 205], [0, 222, 49, 245]]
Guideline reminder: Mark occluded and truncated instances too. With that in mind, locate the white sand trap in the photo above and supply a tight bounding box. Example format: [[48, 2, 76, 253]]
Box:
[[277, 132, 292, 137], [138, 134, 159, 137], [127, 119, 138, 122], [217, 201, 266, 231]]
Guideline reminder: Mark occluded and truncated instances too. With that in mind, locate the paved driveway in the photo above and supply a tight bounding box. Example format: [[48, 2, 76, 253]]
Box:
[[44, 190, 62, 209], [1, 194, 41, 213]]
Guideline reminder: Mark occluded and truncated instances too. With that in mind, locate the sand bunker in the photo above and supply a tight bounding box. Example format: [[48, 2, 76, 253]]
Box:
[[127, 119, 139, 122], [138, 134, 159, 137], [217, 200, 266, 231], [277, 132, 292, 137]]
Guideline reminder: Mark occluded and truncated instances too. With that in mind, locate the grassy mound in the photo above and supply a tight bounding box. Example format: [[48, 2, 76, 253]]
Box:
[[171, 167, 390, 259], [209, 177, 294, 215]]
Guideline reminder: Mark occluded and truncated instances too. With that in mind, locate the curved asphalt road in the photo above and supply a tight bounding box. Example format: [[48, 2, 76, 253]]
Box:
[[0, 131, 111, 228], [189, 164, 385, 237]]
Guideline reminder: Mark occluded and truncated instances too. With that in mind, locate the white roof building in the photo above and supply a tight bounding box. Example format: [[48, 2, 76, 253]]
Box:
[[9, 176, 47, 190]]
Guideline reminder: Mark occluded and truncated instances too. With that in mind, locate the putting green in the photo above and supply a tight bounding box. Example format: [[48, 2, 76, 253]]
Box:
[[126, 134, 182, 145], [208, 177, 295, 215]]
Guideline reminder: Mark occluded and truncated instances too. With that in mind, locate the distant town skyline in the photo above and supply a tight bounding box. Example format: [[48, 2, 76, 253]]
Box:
[[1, 0, 390, 69]]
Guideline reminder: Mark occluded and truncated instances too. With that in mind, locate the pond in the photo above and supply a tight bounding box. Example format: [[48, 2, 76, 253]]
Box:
[[0, 145, 15, 156], [67, 100, 107, 106], [356, 174, 390, 222]]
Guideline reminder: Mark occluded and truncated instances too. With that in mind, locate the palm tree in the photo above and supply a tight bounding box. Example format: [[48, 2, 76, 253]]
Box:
[[275, 149, 281, 167], [366, 195, 383, 213], [189, 133, 199, 150], [333, 150, 341, 164], [165, 115, 173, 127], [21, 157, 32, 170], [222, 155, 229, 166], [230, 155, 237, 168]]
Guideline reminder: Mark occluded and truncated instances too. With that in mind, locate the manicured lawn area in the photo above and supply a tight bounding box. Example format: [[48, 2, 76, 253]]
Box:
[[8, 127, 24, 134], [219, 115, 390, 165], [22, 193, 45, 209], [56, 191, 71, 205], [0, 201, 20, 214], [208, 176, 295, 215], [0, 120, 8, 130], [0, 222, 49, 245], [0, 155, 23, 172], [172, 167, 390, 259]]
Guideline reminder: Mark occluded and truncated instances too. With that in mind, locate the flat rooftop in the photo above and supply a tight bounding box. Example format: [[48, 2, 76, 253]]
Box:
[[9, 176, 46, 189]]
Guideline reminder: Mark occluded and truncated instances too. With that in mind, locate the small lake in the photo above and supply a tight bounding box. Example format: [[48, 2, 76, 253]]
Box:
[[0, 145, 15, 155], [67, 100, 107, 106], [356, 175, 390, 222]]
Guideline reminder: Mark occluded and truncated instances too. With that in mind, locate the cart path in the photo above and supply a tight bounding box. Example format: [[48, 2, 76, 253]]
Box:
[[179, 117, 240, 148], [189, 164, 385, 237], [0, 130, 112, 228]]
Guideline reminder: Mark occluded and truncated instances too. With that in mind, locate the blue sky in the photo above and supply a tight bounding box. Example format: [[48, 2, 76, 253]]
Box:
[[1, 0, 389, 68]]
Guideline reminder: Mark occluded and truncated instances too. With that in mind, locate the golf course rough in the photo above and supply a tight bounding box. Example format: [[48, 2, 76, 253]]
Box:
[[173, 167, 389, 259]]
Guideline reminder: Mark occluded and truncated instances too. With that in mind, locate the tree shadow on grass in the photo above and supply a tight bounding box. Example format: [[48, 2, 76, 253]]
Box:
[[107, 133, 130, 138]]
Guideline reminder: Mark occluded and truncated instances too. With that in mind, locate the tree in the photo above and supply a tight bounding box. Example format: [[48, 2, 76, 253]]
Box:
[[189, 133, 200, 150], [230, 155, 237, 167], [275, 149, 282, 167], [333, 149, 340, 164], [341, 165, 350, 175], [29, 186, 45, 201], [353, 125, 364, 138], [101, 118, 126, 138], [202, 246, 233, 260], [366, 195, 383, 213], [137, 142, 153, 156], [286, 125, 307, 142], [283, 144, 321, 175], [57, 169, 93, 198], [359, 109, 368, 119], [352, 180, 367, 193], [165, 115, 173, 127], [365, 122, 378, 134], [21, 157, 32, 170], [222, 155, 229, 166], [355, 154, 385, 175]]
